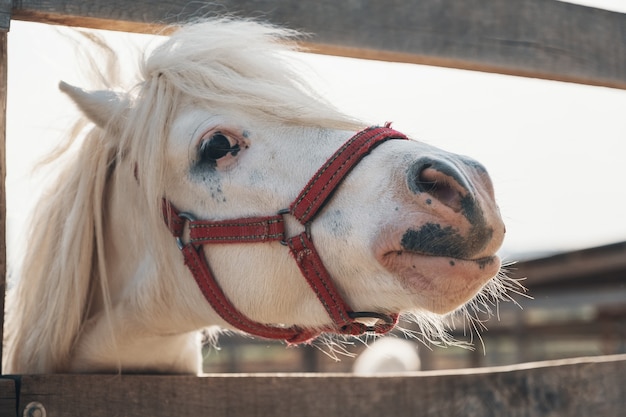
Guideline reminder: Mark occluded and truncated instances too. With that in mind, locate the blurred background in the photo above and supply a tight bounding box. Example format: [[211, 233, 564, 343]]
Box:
[[6, 0, 626, 373]]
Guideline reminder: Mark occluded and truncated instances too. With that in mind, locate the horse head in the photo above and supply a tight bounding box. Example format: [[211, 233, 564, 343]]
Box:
[[5, 19, 510, 374]]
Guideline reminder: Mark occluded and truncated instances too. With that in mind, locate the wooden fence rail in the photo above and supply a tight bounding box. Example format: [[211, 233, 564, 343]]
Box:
[[1, 355, 625, 417], [9, 0, 626, 90]]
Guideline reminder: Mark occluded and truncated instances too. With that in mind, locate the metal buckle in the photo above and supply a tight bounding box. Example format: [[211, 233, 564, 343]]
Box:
[[277, 208, 311, 246], [175, 211, 197, 250]]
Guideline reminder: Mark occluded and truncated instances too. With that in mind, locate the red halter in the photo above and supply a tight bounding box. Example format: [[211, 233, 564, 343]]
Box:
[[163, 125, 407, 344]]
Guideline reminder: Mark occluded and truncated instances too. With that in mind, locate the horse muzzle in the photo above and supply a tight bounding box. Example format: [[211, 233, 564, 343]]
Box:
[[374, 152, 505, 313]]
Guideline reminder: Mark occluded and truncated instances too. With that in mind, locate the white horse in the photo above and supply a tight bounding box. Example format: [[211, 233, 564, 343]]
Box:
[[4, 19, 511, 374]]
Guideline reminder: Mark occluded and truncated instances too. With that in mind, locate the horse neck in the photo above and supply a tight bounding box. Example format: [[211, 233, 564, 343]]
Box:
[[68, 164, 205, 373]]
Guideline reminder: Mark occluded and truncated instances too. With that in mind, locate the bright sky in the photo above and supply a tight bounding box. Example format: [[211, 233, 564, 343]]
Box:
[[5, 1, 626, 267]]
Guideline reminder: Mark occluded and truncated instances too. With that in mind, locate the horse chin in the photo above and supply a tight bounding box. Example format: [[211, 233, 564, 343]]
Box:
[[380, 250, 502, 314]]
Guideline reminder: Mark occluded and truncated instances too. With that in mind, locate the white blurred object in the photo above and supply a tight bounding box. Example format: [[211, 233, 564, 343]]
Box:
[[353, 338, 421, 375]]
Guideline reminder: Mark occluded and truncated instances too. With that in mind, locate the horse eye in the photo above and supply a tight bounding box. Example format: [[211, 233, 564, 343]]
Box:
[[200, 133, 239, 161]]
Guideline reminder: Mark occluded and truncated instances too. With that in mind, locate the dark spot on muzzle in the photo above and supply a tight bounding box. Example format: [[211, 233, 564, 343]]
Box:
[[401, 222, 494, 260], [458, 155, 489, 175], [460, 195, 482, 225], [401, 223, 468, 259]]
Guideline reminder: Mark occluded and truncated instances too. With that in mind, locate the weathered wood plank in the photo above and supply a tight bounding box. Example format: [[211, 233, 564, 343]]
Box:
[[12, 355, 626, 417], [0, 31, 7, 376], [10, 0, 626, 89], [0, 377, 17, 417], [514, 241, 626, 289], [0, 1, 10, 30]]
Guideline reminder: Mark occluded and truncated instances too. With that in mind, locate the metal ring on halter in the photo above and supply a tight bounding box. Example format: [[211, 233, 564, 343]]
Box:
[[175, 212, 197, 250], [277, 209, 290, 246], [277, 208, 313, 247], [348, 311, 396, 325]]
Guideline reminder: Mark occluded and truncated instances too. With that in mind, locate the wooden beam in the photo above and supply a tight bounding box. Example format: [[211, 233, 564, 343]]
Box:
[[513, 242, 626, 288], [0, 377, 16, 417], [8, 355, 626, 417], [10, 0, 626, 89], [0, 31, 6, 376], [0, 1, 10, 30]]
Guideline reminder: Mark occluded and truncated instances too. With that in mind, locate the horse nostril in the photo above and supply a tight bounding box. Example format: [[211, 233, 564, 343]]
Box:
[[409, 159, 469, 212], [417, 167, 461, 211]]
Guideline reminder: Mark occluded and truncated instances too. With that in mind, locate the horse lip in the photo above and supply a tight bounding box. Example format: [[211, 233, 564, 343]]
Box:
[[378, 249, 502, 314], [379, 244, 500, 270], [385, 249, 498, 265]]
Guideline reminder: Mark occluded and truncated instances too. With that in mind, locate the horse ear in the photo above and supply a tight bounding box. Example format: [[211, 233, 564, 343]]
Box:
[[59, 81, 129, 129]]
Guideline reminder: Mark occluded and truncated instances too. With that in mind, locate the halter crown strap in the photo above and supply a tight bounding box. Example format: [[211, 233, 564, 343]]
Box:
[[163, 126, 406, 343]]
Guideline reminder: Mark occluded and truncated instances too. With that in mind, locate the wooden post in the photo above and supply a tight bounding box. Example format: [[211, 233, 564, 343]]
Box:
[[0, 30, 7, 376]]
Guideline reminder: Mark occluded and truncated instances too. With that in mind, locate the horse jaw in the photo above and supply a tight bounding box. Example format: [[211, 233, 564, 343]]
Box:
[[59, 81, 129, 129]]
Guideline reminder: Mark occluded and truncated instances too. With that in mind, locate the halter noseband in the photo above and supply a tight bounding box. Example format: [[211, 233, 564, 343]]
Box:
[[163, 125, 408, 344]]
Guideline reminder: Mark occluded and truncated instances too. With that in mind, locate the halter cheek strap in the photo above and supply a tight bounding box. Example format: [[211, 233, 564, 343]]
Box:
[[163, 125, 407, 344]]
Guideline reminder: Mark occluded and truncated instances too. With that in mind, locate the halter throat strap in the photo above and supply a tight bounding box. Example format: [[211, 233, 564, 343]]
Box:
[[163, 126, 407, 344]]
